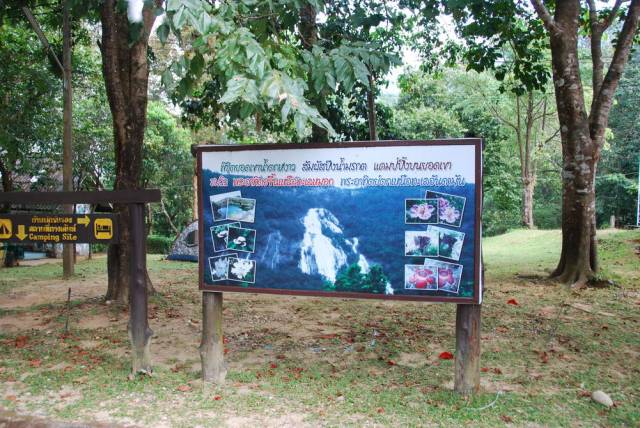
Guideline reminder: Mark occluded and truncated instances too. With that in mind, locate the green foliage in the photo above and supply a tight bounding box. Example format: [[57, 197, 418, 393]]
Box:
[[159, 0, 405, 138], [599, 51, 640, 227], [325, 263, 388, 294], [0, 21, 61, 191], [595, 173, 638, 227], [391, 106, 465, 140], [146, 235, 174, 254], [415, 1, 551, 94], [534, 173, 562, 229], [142, 102, 195, 236]]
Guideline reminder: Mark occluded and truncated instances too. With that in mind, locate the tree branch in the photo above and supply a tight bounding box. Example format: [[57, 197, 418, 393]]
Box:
[[590, 0, 640, 144], [601, 0, 625, 30], [487, 102, 518, 132], [530, 0, 560, 34], [588, 0, 606, 97]]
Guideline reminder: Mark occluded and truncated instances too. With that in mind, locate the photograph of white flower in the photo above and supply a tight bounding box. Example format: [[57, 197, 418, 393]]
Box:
[[208, 254, 237, 281], [210, 222, 240, 252], [227, 257, 256, 283], [226, 226, 257, 253], [405, 198, 439, 224], [426, 191, 466, 228]]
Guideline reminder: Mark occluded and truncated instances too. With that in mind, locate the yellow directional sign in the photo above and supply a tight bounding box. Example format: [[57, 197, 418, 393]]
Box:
[[0, 214, 118, 243], [0, 218, 11, 239], [16, 225, 27, 240], [77, 215, 90, 227], [94, 218, 113, 240]]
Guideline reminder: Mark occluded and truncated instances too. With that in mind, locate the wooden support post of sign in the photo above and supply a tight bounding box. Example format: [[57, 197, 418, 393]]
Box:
[[200, 292, 226, 383], [128, 203, 153, 376], [454, 304, 481, 395]]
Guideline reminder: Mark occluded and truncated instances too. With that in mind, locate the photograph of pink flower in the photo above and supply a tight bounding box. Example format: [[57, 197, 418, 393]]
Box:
[[426, 191, 466, 228], [405, 198, 439, 224], [423, 259, 463, 294], [404, 264, 438, 290]]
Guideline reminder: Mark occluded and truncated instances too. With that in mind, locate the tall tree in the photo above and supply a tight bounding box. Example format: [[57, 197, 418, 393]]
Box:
[[433, 0, 640, 285], [484, 88, 558, 228], [530, 0, 640, 284], [0, 20, 60, 200], [99, 0, 160, 303]]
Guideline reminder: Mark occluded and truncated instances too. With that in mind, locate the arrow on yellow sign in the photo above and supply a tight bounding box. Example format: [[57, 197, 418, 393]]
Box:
[[16, 225, 27, 240], [77, 215, 90, 227]]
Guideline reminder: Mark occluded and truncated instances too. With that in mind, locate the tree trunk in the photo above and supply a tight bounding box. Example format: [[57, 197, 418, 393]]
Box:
[[0, 159, 12, 212], [100, 0, 158, 303], [367, 74, 378, 141], [299, 3, 328, 143], [531, 0, 640, 286], [547, 2, 597, 286], [521, 175, 536, 228]]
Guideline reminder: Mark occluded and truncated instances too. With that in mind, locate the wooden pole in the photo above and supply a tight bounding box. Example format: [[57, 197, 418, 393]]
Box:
[[62, 0, 74, 279], [128, 203, 153, 376], [454, 304, 481, 395], [200, 291, 226, 383]]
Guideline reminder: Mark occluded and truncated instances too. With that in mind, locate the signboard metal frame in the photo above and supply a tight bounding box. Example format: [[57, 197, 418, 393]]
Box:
[[195, 139, 483, 304]]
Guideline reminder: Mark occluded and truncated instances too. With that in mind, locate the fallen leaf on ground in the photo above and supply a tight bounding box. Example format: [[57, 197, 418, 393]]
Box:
[[29, 359, 42, 368], [176, 385, 192, 392], [14, 336, 28, 348], [507, 298, 519, 306], [270, 363, 278, 369], [481, 367, 489, 372], [387, 360, 396, 366], [537, 351, 549, 364], [377, 407, 385, 414], [213, 395, 222, 401], [318, 333, 338, 339], [438, 352, 454, 360], [501, 415, 513, 423]]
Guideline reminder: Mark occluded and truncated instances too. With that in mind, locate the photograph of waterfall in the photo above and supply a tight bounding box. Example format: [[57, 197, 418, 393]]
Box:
[[196, 141, 483, 303]]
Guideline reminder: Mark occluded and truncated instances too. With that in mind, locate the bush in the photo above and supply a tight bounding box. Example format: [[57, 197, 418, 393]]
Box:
[[147, 235, 174, 254]]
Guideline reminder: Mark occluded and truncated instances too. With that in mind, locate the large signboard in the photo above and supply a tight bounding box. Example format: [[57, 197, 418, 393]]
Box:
[[0, 214, 118, 244], [196, 140, 482, 303]]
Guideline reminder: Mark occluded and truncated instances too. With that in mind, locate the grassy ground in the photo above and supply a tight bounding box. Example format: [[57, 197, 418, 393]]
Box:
[[0, 229, 639, 427]]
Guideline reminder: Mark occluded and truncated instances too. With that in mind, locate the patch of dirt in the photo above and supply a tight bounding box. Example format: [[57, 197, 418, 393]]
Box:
[[0, 312, 52, 333], [395, 352, 427, 368], [0, 277, 106, 310], [224, 413, 311, 428]]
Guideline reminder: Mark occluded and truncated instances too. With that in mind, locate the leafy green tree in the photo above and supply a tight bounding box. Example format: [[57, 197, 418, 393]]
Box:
[[329, 263, 389, 294], [0, 20, 61, 198], [599, 51, 640, 226], [428, 0, 640, 285], [158, 0, 402, 139], [142, 102, 194, 237]]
